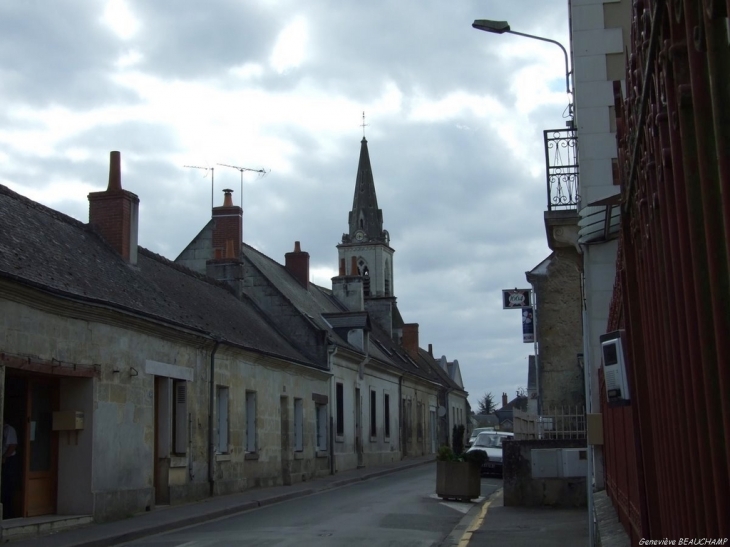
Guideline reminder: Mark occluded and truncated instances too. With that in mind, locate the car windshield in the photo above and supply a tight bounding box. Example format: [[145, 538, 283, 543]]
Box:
[[473, 434, 504, 448], [469, 428, 491, 439]]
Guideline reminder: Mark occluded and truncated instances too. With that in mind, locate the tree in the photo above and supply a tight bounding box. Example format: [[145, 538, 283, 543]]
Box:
[[477, 392, 496, 414]]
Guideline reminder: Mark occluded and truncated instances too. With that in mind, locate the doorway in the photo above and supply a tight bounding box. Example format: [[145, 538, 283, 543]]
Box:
[[430, 410, 437, 454], [3, 373, 59, 518], [280, 397, 291, 486]]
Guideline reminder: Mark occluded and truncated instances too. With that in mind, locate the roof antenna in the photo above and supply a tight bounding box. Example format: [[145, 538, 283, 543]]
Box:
[[217, 164, 269, 208], [360, 111, 369, 138], [184, 165, 215, 213]]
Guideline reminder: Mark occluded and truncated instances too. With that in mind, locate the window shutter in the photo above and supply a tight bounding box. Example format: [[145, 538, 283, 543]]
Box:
[[174, 381, 188, 454]]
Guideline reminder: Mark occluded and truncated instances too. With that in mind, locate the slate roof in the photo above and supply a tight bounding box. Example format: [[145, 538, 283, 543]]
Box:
[[0, 184, 315, 367], [240, 242, 456, 388]]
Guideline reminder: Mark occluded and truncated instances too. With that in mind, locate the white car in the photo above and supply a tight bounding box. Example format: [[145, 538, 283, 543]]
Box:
[[465, 427, 495, 448], [466, 431, 514, 476]]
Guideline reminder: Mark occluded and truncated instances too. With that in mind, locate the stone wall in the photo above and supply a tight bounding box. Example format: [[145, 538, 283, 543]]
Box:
[[503, 439, 587, 508], [527, 249, 585, 409]]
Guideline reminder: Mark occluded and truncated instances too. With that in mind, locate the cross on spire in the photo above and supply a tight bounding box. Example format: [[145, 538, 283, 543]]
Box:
[[360, 111, 369, 138]]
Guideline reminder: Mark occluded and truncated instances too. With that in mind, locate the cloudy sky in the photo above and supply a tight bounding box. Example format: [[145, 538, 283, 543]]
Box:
[[0, 0, 572, 410]]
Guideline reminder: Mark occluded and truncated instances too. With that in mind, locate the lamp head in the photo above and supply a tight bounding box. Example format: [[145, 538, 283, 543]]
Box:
[[472, 20, 511, 34]]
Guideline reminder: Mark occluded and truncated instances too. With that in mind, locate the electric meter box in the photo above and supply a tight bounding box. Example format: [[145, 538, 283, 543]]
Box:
[[600, 330, 630, 404], [52, 410, 84, 431]]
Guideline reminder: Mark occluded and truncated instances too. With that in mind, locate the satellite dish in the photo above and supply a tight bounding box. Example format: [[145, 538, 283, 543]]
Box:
[[437, 406, 447, 417]]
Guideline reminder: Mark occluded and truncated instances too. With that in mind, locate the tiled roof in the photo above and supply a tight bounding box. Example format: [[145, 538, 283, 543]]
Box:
[[0, 184, 315, 367]]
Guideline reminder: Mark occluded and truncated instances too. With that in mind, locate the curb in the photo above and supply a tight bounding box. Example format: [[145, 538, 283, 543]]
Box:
[[439, 488, 503, 547]]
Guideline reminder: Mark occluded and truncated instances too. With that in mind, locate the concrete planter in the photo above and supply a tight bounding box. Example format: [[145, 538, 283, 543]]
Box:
[[436, 461, 481, 501]]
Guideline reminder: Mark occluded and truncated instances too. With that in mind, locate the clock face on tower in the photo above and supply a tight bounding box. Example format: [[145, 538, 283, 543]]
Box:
[[354, 230, 365, 242]]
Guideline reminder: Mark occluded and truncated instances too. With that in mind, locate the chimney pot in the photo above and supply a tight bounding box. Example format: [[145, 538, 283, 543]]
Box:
[[107, 151, 122, 191], [294, 241, 301, 252], [222, 189, 234, 207], [428, 343, 433, 357]]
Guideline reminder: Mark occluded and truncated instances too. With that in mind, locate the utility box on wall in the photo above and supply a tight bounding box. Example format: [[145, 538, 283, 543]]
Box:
[[52, 410, 84, 431], [531, 447, 587, 478], [600, 330, 630, 404]]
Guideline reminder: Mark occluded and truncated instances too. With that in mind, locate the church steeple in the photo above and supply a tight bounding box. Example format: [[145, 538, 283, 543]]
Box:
[[345, 138, 387, 244]]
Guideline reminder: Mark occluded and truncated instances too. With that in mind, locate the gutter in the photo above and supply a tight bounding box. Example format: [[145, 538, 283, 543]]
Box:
[[327, 343, 338, 475]]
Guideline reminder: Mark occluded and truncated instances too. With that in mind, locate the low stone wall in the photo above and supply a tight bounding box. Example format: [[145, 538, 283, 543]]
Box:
[[503, 439, 587, 507]]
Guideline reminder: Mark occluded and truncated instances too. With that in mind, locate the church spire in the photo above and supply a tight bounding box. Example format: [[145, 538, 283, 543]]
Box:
[[346, 137, 386, 244]]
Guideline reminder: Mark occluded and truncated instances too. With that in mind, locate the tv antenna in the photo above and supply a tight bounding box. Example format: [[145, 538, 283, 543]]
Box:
[[217, 164, 268, 207], [184, 165, 215, 211]]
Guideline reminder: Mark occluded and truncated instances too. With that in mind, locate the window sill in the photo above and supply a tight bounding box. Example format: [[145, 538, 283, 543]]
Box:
[[244, 452, 259, 461], [370, 436, 377, 443], [335, 435, 345, 443], [294, 451, 304, 460], [215, 454, 231, 462], [316, 450, 328, 458]]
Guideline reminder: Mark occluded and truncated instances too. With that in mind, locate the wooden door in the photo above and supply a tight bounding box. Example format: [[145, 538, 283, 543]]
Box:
[[24, 379, 58, 517]]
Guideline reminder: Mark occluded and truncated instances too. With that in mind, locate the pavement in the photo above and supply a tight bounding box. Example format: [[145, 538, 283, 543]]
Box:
[[7, 457, 590, 547], [447, 488, 589, 547]]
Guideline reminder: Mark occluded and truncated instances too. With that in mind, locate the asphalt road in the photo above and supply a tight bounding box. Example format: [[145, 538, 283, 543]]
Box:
[[121, 466, 502, 547]]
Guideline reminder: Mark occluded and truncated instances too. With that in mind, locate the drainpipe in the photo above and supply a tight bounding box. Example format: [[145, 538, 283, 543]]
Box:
[[208, 340, 220, 496], [580, 248, 595, 547], [398, 375, 403, 458], [328, 343, 338, 475]]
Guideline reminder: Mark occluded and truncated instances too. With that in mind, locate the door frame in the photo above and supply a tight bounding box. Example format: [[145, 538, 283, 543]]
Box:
[[22, 376, 59, 517]]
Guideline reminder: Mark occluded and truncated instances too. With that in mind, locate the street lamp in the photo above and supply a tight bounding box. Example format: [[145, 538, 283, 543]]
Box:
[[472, 19, 572, 97]]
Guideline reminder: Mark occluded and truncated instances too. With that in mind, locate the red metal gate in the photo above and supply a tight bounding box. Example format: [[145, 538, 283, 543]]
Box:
[[605, 0, 730, 543]]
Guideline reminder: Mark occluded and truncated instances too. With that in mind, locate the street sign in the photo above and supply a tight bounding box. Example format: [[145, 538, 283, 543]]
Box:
[[502, 288, 532, 309]]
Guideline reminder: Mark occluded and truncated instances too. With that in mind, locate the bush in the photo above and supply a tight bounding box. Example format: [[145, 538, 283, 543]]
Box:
[[436, 445, 457, 462], [452, 424, 465, 456]]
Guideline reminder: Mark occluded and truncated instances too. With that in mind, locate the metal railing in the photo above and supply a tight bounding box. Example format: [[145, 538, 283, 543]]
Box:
[[544, 128, 579, 211], [513, 406, 586, 440]]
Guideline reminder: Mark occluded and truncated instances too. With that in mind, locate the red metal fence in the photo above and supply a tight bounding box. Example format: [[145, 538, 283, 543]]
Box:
[[605, 0, 730, 543]]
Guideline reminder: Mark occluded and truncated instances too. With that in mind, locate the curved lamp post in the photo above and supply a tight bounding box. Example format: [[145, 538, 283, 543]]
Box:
[[472, 19, 572, 96]]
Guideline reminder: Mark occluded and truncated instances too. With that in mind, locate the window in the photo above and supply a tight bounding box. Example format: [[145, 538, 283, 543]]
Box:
[[370, 389, 377, 438], [384, 393, 390, 439], [216, 386, 229, 454], [315, 403, 327, 451], [294, 398, 303, 452], [363, 269, 370, 296], [336, 383, 344, 437], [173, 380, 187, 454], [417, 402, 423, 440], [246, 391, 257, 453]]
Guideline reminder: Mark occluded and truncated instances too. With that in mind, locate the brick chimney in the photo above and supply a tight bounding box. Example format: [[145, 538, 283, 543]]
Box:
[[88, 151, 140, 265], [212, 189, 242, 260], [428, 344, 433, 357], [285, 241, 309, 287], [502, 392, 508, 408], [402, 323, 419, 357]]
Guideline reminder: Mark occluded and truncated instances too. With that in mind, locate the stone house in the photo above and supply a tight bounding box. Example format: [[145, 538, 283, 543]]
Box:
[[0, 139, 469, 527]]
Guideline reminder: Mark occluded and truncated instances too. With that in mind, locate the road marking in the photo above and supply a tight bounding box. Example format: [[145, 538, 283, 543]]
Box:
[[456, 489, 500, 547]]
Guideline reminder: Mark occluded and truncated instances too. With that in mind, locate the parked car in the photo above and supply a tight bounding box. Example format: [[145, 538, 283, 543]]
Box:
[[465, 427, 496, 449], [466, 431, 514, 476]]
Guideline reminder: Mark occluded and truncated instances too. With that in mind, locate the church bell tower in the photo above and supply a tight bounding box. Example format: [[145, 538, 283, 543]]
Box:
[[337, 137, 394, 300]]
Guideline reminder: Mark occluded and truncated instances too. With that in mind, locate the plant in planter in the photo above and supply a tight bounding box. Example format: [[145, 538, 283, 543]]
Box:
[[435, 426, 483, 501]]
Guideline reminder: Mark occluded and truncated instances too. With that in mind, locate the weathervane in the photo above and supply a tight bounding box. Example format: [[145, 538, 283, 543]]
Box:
[[360, 111, 369, 138]]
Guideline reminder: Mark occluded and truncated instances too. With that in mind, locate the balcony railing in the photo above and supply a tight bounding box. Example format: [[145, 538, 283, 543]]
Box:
[[544, 128, 579, 211]]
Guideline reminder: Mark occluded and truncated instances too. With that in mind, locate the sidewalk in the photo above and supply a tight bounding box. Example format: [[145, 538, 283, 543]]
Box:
[[9, 455, 435, 547], [464, 490, 589, 547]]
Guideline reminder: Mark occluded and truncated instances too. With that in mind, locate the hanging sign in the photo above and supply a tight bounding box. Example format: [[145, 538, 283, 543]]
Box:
[[522, 307, 535, 343], [503, 288, 532, 309]]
